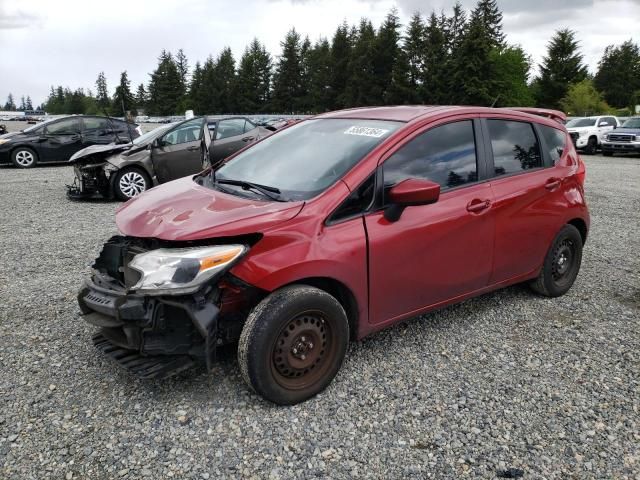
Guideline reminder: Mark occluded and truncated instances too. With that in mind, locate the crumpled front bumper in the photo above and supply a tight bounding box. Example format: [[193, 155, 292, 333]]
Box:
[[78, 276, 220, 378]]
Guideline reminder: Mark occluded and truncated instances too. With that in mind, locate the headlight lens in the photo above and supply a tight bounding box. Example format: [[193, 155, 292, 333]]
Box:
[[129, 244, 247, 294], [0, 138, 12, 145]]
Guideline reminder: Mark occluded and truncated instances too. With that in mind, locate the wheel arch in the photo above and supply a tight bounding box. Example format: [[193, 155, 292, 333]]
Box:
[[10, 144, 39, 160], [567, 217, 588, 245], [282, 277, 360, 340]]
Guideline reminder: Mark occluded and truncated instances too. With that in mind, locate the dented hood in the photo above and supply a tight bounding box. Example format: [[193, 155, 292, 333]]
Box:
[[116, 176, 304, 241], [69, 143, 132, 162]]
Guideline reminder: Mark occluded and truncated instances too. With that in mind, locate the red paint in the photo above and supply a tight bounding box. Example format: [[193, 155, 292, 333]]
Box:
[[116, 106, 590, 340]]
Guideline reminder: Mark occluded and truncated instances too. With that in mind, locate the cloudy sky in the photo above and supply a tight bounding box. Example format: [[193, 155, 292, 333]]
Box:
[[0, 0, 638, 107]]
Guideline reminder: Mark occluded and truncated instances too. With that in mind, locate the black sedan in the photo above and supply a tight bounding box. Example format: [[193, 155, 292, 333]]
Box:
[[0, 115, 142, 168]]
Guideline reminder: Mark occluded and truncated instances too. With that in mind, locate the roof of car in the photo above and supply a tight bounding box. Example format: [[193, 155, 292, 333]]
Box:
[[316, 105, 571, 126]]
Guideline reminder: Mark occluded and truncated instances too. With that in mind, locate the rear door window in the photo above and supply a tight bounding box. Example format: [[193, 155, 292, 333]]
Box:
[[382, 120, 478, 193], [82, 117, 110, 132], [539, 125, 566, 165], [487, 120, 542, 176], [216, 119, 246, 140]]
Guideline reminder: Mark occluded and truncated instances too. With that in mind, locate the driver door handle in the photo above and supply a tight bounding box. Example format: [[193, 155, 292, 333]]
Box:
[[187, 145, 200, 151], [466, 199, 491, 213], [242, 136, 254, 142]]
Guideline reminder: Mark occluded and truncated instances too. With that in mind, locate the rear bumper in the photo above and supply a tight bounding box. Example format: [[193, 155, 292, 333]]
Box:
[[78, 277, 220, 378]]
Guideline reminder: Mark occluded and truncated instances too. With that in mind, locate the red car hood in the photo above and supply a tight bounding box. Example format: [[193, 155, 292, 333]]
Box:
[[116, 177, 304, 241]]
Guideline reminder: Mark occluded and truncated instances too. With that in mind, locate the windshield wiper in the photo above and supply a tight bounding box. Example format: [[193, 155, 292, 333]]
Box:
[[216, 178, 285, 202]]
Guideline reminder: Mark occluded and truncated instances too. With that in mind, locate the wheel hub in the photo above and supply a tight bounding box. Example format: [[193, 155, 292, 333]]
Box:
[[552, 241, 573, 280], [273, 314, 327, 379]]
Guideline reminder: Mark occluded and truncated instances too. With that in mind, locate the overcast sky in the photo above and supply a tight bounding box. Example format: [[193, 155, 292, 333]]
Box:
[[0, 0, 638, 107]]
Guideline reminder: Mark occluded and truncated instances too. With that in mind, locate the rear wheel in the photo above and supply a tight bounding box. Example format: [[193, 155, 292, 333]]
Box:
[[11, 147, 38, 168], [113, 168, 150, 201], [583, 137, 597, 155], [530, 224, 583, 297], [238, 285, 349, 405]]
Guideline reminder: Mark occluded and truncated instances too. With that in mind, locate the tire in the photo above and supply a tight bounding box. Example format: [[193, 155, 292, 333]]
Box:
[[238, 285, 349, 405], [530, 224, 583, 297], [11, 147, 38, 168], [113, 168, 151, 201], [583, 137, 597, 155], [603, 151, 613, 157]]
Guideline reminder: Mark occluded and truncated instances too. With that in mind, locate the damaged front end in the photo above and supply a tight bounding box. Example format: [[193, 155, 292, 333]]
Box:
[[79, 235, 263, 378], [67, 160, 115, 199]]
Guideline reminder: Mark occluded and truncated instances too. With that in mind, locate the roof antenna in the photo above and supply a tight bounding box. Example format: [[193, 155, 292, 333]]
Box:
[[491, 95, 501, 108]]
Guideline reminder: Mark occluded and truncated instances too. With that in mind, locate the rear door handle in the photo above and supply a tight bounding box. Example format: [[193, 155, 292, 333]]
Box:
[[187, 145, 200, 151], [545, 178, 561, 190], [466, 199, 491, 213]]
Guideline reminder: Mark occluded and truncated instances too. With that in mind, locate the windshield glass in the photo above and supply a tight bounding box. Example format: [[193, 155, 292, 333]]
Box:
[[565, 118, 596, 128], [621, 118, 640, 129], [214, 118, 401, 201], [133, 124, 174, 145]]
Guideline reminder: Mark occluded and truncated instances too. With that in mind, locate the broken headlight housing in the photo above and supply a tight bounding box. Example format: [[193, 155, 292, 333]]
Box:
[[129, 245, 247, 295]]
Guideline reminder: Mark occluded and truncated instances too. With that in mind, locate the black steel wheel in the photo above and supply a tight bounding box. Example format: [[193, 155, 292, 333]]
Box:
[[238, 285, 349, 405], [530, 224, 583, 297]]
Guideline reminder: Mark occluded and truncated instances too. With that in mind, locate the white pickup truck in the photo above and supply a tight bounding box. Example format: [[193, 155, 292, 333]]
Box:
[[565, 115, 620, 154]]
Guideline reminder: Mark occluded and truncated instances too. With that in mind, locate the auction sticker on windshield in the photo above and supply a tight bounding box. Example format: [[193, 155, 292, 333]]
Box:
[[344, 126, 389, 138]]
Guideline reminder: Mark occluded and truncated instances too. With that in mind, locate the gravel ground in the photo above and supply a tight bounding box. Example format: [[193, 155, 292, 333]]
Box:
[[0, 154, 638, 479]]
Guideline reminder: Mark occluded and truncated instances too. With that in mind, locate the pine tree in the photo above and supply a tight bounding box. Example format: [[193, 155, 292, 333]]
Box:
[[345, 19, 378, 107], [19, 96, 26, 111], [404, 13, 426, 99], [176, 49, 189, 89], [450, 11, 493, 105], [135, 84, 148, 113], [189, 61, 204, 113], [213, 47, 237, 113], [112, 71, 136, 115], [147, 50, 183, 115], [198, 56, 218, 114], [535, 29, 588, 108], [594, 40, 640, 109], [422, 12, 449, 104], [306, 38, 333, 112], [235, 39, 271, 113], [95, 71, 110, 112], [272, 29, 305, 113], [4, 93, 16, 111], [329, 22, 352, 109], [374, 9, 402, 104], [25, 96, 33, 111], [386, 47, 416, 104], [473, 0, 505, 49]]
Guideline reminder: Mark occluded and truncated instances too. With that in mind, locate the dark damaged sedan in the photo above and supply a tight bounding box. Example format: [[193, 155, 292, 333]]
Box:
[[68, 116, 270, 200]]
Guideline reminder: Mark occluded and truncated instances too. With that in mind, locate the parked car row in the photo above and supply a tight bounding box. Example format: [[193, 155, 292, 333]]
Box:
[[74, 105, 590, 404]]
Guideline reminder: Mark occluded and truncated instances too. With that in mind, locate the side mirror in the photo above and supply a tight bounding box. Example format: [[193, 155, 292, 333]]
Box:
[[384, 178, 440, 222], [152, 138, 163, 148]]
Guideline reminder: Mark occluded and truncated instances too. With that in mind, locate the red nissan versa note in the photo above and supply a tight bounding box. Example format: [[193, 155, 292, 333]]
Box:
[[78, 106, 589, 404]]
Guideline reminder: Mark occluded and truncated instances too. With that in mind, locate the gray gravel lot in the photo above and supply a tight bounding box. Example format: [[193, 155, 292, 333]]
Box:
[[0, 154, 639, 479]]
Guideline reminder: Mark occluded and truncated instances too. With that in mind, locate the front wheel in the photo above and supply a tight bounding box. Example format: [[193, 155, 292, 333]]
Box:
[[530, 224, 583, 297], [113, 168, 150, 201], [238, 285, 349, 405], [11, 147, 38, 168]]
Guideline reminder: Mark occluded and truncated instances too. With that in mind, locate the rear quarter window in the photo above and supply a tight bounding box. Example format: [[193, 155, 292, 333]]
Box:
[[539, 125, 566, 165]]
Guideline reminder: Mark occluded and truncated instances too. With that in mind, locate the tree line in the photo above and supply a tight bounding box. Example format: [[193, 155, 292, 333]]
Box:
[[7, 0, 640, 117]]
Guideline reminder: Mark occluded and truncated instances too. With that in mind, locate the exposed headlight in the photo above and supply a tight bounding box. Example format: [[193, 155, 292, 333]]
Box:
[[0, 138, 12, 145], [129, 244, 247, 295]]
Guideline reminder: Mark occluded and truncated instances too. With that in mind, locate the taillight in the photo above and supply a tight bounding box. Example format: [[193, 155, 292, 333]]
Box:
[[576, 155, 586, 185]]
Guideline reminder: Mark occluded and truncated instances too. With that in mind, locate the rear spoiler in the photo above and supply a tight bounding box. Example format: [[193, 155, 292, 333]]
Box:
[[500, 107, 567, 124]]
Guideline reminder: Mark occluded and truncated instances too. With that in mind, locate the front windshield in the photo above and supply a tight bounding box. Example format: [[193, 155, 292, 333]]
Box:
[[621, 118, 640, 129], [565, 118, 596, 128], [132, 124, 174, 145], [214, 118, 401, 201]]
